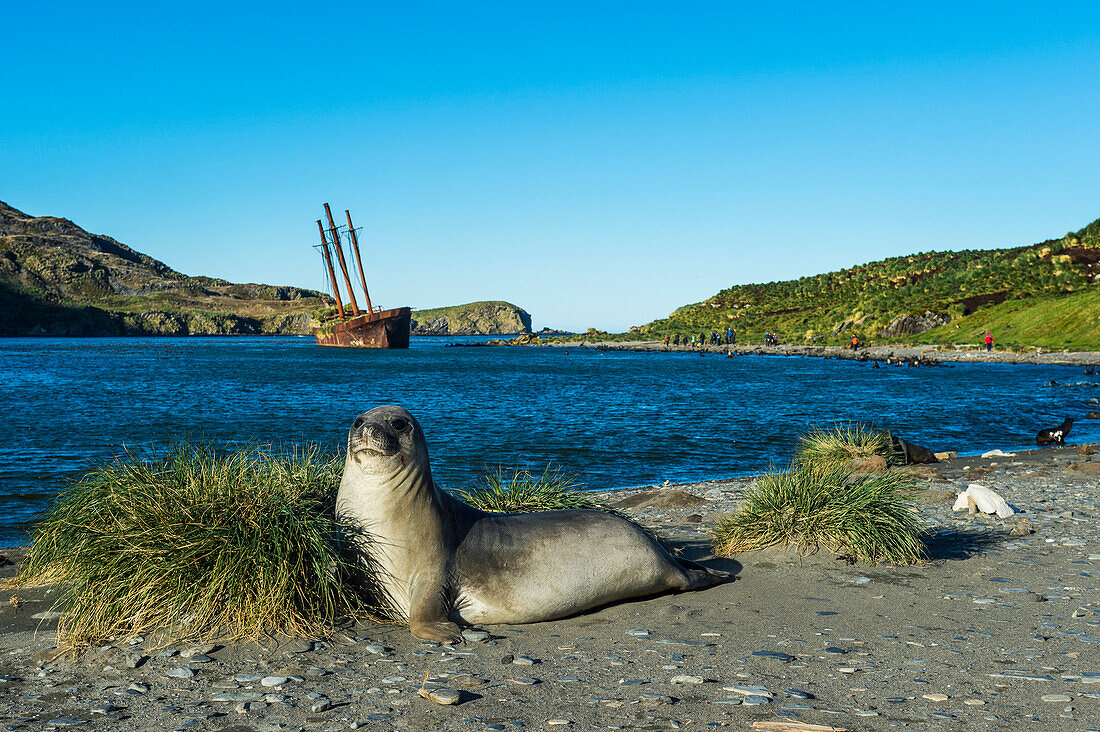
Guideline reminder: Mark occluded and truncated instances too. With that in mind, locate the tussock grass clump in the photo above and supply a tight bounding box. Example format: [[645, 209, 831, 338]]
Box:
[[14, 442, 384, 647], [454, 468, 603, 513], [796, 424, 897, 470], [710, 464, 925, 565]]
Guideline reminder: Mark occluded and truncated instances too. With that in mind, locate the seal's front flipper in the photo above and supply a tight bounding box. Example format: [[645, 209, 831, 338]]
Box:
[[410, 618, 463, 644], [409, 582, 463, 643]]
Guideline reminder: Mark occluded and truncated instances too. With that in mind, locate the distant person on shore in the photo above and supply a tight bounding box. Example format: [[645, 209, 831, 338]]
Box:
[[850, 334, 859, 350], [984, 332, 993, 352], [664, 334, 669, 347]]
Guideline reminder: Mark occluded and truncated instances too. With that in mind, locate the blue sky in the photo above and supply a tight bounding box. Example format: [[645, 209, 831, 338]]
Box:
[[3, 2, 1099, 332]]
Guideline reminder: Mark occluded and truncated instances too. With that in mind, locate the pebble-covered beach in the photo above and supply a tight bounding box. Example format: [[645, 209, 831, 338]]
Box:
[[2, 445, 1098, 731]]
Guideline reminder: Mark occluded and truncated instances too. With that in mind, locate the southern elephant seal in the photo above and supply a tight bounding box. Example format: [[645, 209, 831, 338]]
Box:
[[336, 405, 730, 643]]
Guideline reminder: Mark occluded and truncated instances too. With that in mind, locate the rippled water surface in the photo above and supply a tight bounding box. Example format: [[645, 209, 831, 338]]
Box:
[[2, 336, 1098, 545]]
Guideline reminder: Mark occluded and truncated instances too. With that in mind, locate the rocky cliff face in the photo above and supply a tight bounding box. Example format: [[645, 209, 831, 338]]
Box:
[[0, 201, 329, 336], [411, 301, 532, 335]]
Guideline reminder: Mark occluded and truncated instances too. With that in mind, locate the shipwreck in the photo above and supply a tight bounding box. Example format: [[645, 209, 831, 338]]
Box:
[[310, 203, 411, 349]]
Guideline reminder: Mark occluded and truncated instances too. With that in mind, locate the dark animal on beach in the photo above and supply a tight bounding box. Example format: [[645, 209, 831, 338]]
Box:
[[889, 435, 939, 464], [1036, 418, 1074, 445], [336, 405, 730, 642]]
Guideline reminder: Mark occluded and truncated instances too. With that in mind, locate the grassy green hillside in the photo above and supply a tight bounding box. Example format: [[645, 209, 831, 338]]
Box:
[[627, 218, 1100, 349], [909, 288, 1100, 351]]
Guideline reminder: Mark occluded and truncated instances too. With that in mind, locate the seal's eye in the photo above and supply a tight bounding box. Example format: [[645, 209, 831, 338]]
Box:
[[390, 418, 409, 433]]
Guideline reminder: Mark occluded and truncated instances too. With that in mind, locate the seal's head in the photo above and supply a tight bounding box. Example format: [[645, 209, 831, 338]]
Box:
[[345, 405, 430, 479]]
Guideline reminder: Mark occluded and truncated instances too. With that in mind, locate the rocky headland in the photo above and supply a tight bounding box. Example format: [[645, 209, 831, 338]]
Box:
[[411, 301, 532, 336], [0, 201, 332, 336]]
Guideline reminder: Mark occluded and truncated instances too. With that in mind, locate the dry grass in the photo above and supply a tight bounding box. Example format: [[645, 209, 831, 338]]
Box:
[[453, 468, 604, 513], [12, 442, 389, 648], [711, 463, 925, 565], [796, 424, 897, 471]]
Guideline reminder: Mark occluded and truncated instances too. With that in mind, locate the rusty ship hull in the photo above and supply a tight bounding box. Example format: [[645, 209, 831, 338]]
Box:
[[312, 307, 412, 349]]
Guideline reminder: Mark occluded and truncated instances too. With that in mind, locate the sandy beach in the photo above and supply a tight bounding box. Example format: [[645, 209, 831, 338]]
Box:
[[2, 444, 1099, 732]]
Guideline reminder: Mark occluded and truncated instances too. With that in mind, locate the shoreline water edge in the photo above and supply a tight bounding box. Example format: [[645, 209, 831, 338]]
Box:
[[475, 338, 1100, 367], [2, 443, 1098, 729]]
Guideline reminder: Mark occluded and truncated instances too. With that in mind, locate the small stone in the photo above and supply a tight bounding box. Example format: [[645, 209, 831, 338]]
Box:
[[725, 685, 772, 697], [123, 653, 147, 669], [236, 701, 267, 713], [188, 654, 213, 664], [31, 611, 63, 620], [212, 692, 263, 702], [964, 699, 986, 705], [1041, 694, 1072, 702], [261, 676, 289, 687], [458, 676, 488, 687], [289, 639, 315, 653], [234, 674, 263, 682], [127, 683, 149, 694], [311, 698, 332, 713], [638, 694, 674, 705], [364, 644, 388, 654], [670, 675, 704, 684], [743, 695, 771, 705], [461, 630, 490, 643], [752, 650, 795, 662], [305, 666, 328, 677], [785, 689, 813, 699], [547, 720, 571, 726], [1081, 673, 1100, 684], [627, 629, 650, 637], [711, 699, 742, 705], [166, 666, 195, 679], [382, 676, 407, 683], [89, 705, 118, 715], [923, 694, 949, 701], [510, 676, 539, 685], [513, 656, 535, 666], [48, 719, 88, 727], [181, 645, 215, 658], [419, 687, 461, 705]]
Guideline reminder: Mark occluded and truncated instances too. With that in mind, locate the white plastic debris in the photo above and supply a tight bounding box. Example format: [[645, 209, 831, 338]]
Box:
[[980, 449, 1016, 458], [952, 483, 1015, 518]]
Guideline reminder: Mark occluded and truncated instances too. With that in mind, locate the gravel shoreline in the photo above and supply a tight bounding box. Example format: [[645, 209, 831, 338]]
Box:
[[495, 339, 1100, 367], [2, 445, 1098, 731]]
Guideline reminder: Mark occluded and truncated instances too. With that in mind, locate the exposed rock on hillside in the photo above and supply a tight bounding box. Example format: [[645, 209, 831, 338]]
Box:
[[411, 301, 532, 335], [0, 201, 330, 336], [879, 310, 951, 337]]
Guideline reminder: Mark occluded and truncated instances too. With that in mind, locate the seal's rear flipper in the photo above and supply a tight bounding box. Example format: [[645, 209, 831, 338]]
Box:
[[675, 557, 732, 588]]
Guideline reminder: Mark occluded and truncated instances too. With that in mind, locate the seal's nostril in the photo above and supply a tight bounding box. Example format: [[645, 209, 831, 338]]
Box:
[[353, 416, 366, 430]]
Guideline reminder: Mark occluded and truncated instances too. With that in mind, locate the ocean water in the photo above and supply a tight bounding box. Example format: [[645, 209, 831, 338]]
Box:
[[1, 336, 1098, 546]]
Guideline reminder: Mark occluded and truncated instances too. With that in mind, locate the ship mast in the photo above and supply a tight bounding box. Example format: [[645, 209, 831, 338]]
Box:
[[316, 219, 345, 319], [345, 209, 374, 313], [324, 203, 361, 316]]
